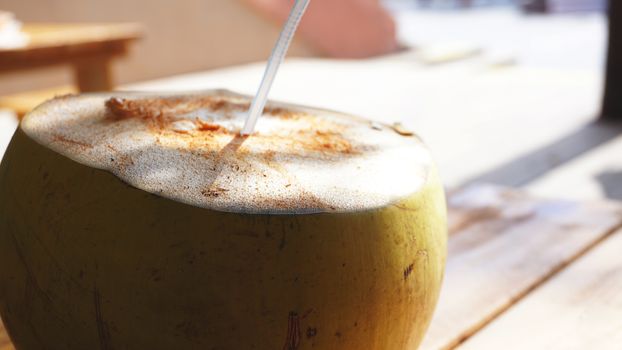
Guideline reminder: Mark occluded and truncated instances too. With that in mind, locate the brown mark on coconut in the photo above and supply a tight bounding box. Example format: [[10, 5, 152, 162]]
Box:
[[201, 187, 229, 198], [403, 263, 415, 280], [52, 134, 93, 150], [279, 226, 287, 251], [301, 308, 314, 319], [391, 203, 419, 212], [10, 233, 53, 304], [283, 312, 301, 350], [306, 327, 317, 338], [93, 285, 112, 350]]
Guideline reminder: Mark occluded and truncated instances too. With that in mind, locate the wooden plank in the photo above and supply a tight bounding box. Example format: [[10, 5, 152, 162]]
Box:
[[528, 133, 622, 201], [419, 185, 622, 350], [457, 227, 622, 350], [441, 131, 622, 349]]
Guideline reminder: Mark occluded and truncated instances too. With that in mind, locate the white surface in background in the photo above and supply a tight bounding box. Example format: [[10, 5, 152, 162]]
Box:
[[0, 111, 18, 161], [126, 8, 607, 189], [393, 8, 606, 70], [0, 11, 29, 49], [127, 60, 602, 189], [549, 0, 607, 13]]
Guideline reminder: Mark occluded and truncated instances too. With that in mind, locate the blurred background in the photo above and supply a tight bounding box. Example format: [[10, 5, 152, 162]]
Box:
[[0, 0, 608, 94]]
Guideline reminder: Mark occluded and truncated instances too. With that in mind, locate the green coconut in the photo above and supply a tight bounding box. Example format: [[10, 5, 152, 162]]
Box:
[[0, 90, 446, 349]]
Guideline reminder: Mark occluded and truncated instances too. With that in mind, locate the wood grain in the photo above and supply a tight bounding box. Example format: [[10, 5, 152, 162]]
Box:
[[419, 185, 622, 350], [457, 227, 622, 350], [0, 185, 619, 349]]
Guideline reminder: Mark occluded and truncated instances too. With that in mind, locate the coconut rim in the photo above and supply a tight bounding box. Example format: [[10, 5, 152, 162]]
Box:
[[19, 90, 435, 215]]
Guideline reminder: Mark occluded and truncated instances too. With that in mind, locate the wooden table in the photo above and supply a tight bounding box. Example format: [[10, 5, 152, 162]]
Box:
[[0, 23, 142, 92], [2, 41, 621, 349]]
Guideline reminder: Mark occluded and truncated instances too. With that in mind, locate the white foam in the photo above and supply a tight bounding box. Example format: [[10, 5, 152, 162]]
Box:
[[21, 90, 432, 214]]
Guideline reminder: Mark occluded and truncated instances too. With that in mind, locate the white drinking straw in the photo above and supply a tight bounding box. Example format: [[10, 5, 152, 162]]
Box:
[[241, 0, 311, 135]]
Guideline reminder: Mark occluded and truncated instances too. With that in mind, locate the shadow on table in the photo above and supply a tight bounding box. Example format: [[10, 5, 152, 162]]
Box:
[[461, 120, 622, 188], [596, 170, 622, 201]]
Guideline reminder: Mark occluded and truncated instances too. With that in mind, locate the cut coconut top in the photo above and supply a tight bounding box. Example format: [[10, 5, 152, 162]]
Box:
[[21, 90, 432, 214]]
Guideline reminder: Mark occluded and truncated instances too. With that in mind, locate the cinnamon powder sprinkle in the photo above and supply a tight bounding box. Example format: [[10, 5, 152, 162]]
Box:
[[104, 96, 360, 157], [52, 134, 94, 149], [197, 120, 222, 132]]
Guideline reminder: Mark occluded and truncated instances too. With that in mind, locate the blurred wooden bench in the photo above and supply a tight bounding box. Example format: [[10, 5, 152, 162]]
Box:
[[0, 23, 142, 117], [0, 86, 76, 118]]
